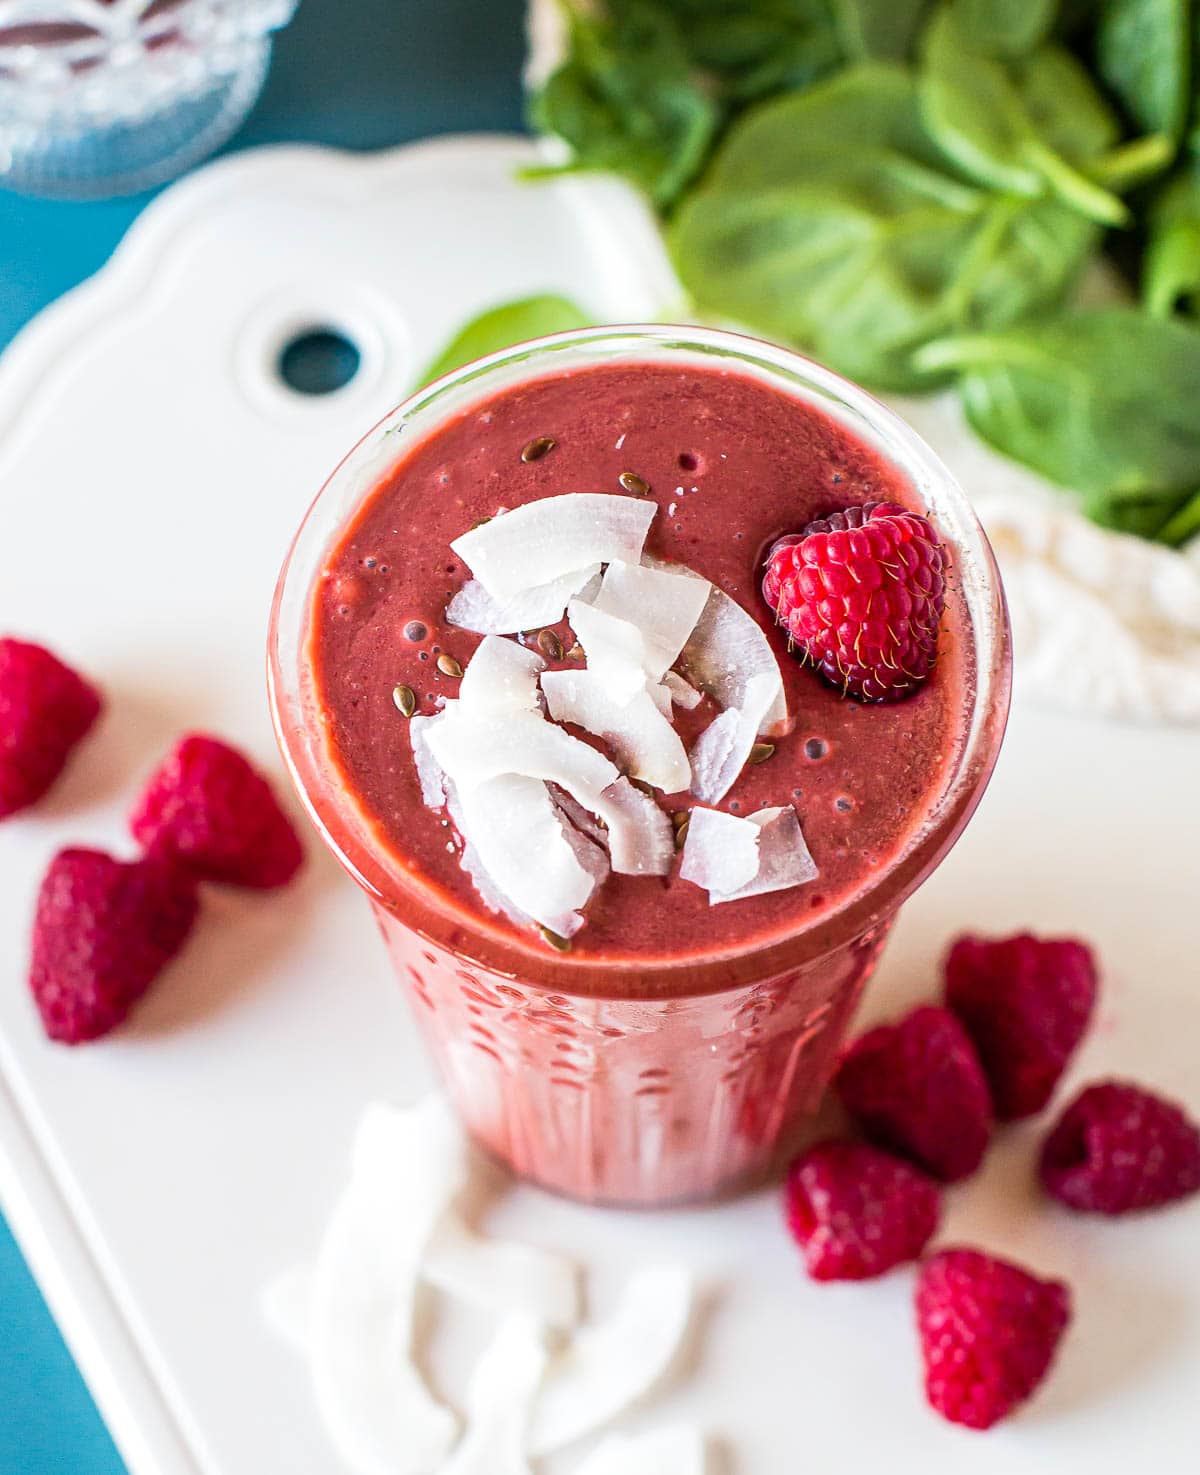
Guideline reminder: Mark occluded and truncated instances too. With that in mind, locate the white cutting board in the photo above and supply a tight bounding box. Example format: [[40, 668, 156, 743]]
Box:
[[0, 137, 1196, 1475]]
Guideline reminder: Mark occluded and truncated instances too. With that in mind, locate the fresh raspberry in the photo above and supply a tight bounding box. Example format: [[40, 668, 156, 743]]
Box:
[[761, 501, 946, 703], [0, 638, 102, 819], [129, 734, 303, 889], [834, 1005, 991, 1182], [1039, 1080, 1200, 1214], [945, 933, 1098, 1120], [916, 1248, 1071, 1430], [784, 1140, 940, 1281], [29, 848, 199, 1044]]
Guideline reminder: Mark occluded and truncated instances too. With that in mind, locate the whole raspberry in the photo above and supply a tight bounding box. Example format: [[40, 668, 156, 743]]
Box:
[[761, 501, 946, 703], [1040, 1080, 1200, 1214], [916, 1248, 1071, 1430], [0, 638, 102, 819], [29, 848, 199, 1044], [785, 1140, 940, 1281], [130, 734, 303, 889], [834, 1005, 991, 1182], [945, 933, 1098, 1120]]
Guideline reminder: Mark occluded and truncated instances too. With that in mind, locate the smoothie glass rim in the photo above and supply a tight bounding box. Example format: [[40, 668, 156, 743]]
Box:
[[267, 323, 1012, 1000]]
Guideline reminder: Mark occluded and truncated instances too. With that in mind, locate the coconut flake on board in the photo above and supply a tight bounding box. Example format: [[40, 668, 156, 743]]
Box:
[[307, 1100, 464, 1475], [438, 1314, 549, 1475], [451, 494, 655, 603], [446, 564, 601, 635], [572, 1427, 709, 1475], [423, 1212, 581, 1330], [528, 1266, 695, 1457], [680, 804, 818, 905]]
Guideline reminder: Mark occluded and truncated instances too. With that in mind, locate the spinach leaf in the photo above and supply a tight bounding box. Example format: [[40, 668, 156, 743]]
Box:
[[1085, 485, 1200, 545], [951, 0, 1060, 56], [416, 295, 594, 388], [527, 0, 719, 207], [1144, 153, 1200, 315], [669, 64, 1098, 390], [919, 9, 1130, 223], [830, 0, 933, 60], [916, 309, 1200, 528], [1094, 0, 1193, 141], [652, 0, 844, 101]]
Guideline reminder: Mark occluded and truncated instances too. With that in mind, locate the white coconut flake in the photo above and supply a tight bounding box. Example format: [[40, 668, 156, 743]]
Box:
[[439, 1314, 548, 1475], [451, 494, 655, 603], [662, 669, 702, 710], [308, 1100, 464, 1475], [411, 714, 448, 809], [427, 709, 622, 800], [567, 598, 659, 700], [679, 583, 786, 734], [678, 807, 761, 896], [542, 668, 690, 793], [595, 777, 674, 876], [446, 781, 539, 931], [592, 560, 711, 672], [447, 565, 601, 635], [572, 1427, 709, 1475], [458, 635, 545, 716], [689, 670, 779, 804], [528, 1266, 694, 1457], [681, 805, 818, 905], [423, 1212, 581, 1330], [454, 774, 601, 936]]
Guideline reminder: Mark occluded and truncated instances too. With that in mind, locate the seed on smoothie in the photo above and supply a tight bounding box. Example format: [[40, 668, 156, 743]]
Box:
[[671, 810, 690, 830], [436, 654, 463, 679], [538, 924, 572, 952], [565, 642, 584, 661], [748, 742, 775, 765], [469, 515, 493, 532], [403, 620, 427, 643], [804, 737, 828, 761], [674, 818, 690, 849], [392, 684, 417, 718], [521, 436, 556, 463], [618, 471, 651, 495], [537, 628, 563, 661]]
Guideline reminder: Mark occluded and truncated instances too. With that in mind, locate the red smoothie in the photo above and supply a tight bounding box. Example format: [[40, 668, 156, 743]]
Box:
[[312, 362, 970, 968], [272, 328, 1008, 1205]]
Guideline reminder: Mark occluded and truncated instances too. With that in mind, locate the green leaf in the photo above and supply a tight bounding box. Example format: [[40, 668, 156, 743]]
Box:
[[916, 309, 1200, 528], [1085, 485, 1200, 544], [527, 1, 719, 208], [950, 0, 1060, 56], [1144, 155, 1200, 315], [1094, 0, 1193, 141], [653, 0, 844, 100], [830, 0, 933, 60], [919, 10, 1130, 224], [416, 295, 594, 388], [669, 64, 1098, 390]]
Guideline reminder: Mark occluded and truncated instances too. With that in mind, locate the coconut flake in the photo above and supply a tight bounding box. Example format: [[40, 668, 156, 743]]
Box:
[[680, 805, 818, 905], [447, 565, 601, 634], [679, 584, 786, 734], [454, 774, 602, 936], [423, 1212, 581, 1330], [411, 714, 449, 809], [308, 1100, 464, 1475], [446, 781, 539, 930], [567, 598, 659, 700], [439, 1314, 548, 1475], [591, 560, 711, 672], [451, 494, 655, 603], [426, 709, 621, 800], [688, 670, 779, 804], [542, 668, 690, 793], [595, 777, 674, 876], [528, 1266, 694, 1457], [662, 669, 702, 710], [572, 1428, 709, 1475], [458, 635, 545, 716]]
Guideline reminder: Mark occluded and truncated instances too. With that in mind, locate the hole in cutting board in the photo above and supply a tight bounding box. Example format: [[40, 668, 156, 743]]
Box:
[[277, 327, 362, 396]]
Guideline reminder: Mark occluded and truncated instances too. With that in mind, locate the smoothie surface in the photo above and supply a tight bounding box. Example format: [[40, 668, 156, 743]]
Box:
[[310, 360, 972, 965]]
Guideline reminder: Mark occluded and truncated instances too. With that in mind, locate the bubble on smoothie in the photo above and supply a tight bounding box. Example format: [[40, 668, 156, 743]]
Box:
[[451, 494, 654, 603], [836, 796, 854, 813], [403, 620, 427, 642], [528, 1266, 695, 1457], [804, 737, 828, 761]]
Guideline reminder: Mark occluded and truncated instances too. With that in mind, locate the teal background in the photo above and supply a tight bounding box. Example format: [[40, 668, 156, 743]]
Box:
[[0, 2, 525, 1470]]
